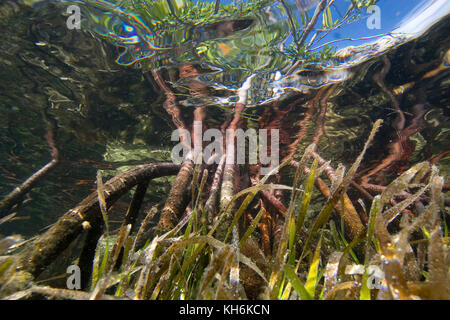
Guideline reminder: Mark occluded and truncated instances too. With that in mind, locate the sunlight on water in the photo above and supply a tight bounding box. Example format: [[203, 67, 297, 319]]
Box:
[[20, 0, 448, 108]]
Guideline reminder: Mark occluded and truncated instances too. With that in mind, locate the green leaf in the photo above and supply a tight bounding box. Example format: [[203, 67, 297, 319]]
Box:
[[296, 158, 317, 237], [0, 257, 12, 278], [326, 6, 333, 28], [284, 264, 313, 300], [322, 9, 329, 28], [360, 195, 380, 300], [239, 208, 264, 249], [305, 235, 322, 297]]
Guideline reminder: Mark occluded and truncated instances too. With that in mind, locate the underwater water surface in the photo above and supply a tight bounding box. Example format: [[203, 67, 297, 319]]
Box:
[[0, 0, 449, 238]]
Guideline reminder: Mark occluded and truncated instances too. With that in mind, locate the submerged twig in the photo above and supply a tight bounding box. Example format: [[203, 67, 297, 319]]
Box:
[[0, 121, 59, 218], [4, 285, 126, 300]]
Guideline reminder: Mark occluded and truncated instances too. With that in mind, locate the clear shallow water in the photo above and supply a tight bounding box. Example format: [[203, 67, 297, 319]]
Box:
[[0, 0, 449, 236]]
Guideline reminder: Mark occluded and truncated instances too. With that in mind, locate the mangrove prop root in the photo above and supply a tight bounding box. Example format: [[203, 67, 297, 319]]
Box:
[[0, 125, 59, 218], [272, 213, 284, 255], [158, 162, 193, 232], [351, 181, 374, 201], [205, 155, 226, 224], [5, 286, 125, 300], [0, 162, 180, 296], [123, 180, 150, 231], [374, 55, 405, 130], [113, 180, 151, 270], [260, 189, 287, 217], [216, 163, 236, 241], [359, 56, 428, 184], [310, 152, 364, 239], [312, 85, 335, 147], [314, 176, 363, 240], [361, 182, 433, 206], [259, 203, 273, 258], [78, 214, 103, 290]]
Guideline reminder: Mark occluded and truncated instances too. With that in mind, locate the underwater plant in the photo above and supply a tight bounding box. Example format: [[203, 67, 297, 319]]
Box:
[[0, 0, 449, 301], [0, 118, 448, 300]]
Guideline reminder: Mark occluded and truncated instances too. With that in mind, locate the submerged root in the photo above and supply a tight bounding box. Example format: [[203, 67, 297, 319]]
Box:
[[158, 162, 193, 232], [0, 119, 448, 301], [0, 162, 180, 296]]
